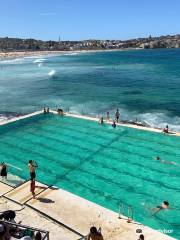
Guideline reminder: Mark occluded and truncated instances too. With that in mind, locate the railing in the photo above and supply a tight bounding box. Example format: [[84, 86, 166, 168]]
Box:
[[1, 220, 49, 240], [118, 202, 134, 223]]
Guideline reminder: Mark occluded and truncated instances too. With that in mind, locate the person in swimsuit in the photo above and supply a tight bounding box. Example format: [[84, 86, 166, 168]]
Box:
[[152, 201, 169, 216], [163, 125, 169, 133], [99, 117, 104, 124], [115, 109, 120, 123], [0, 162, 7, 179], [154, 156, 178, 166], [112, 121, 116, 128], [87, 227, 104, 240], [106, 112, 110, 121], [28, 160, 38, 180], [30, 178, 36, 199]]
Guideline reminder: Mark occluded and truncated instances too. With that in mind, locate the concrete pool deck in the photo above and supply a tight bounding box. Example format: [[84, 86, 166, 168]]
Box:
[[0, 109, 180, 137], [1, 181, 175, 240]]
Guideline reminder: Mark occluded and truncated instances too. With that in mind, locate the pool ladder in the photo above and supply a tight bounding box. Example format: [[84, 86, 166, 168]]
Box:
[[118, 202, 134, 223]]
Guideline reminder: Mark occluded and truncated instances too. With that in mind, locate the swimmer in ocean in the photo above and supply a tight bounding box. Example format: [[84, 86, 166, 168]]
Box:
[[154, 156, 178, 166]]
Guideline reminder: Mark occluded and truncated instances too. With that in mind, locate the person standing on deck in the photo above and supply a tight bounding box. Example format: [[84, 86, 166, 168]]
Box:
[[106, 112, 110, 121], [0, 162, 7, 179], [115, 109, 120, 123], [28, 160, 38, 180], [30, 178, 36, 199]]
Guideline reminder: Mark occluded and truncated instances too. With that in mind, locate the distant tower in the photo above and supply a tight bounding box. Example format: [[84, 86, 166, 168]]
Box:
[[58, 35, 61, 44]]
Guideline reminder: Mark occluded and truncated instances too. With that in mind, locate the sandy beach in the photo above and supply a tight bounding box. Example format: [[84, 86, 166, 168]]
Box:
[[0, 48, 139, 60], [0, 50, 69, 60]]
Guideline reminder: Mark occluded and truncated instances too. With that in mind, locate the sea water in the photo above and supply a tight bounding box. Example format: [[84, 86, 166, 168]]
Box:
[[0, 49, 180, 131]]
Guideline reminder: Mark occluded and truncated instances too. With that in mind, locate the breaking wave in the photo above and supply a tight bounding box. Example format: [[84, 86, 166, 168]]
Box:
[[48, 70, 56, 76], [33, 58, 46, 63]]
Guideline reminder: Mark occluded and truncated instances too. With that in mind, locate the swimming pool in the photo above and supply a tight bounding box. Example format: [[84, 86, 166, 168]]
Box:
[[0, 113, 180, 238]]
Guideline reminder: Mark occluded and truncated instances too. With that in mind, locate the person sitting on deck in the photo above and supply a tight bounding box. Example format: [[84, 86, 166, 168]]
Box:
[[163, 125, 169, 133], [57, 108, 63, 115], [0, 210, 16, 222], [112, 121, 116, 128], [87, 227, 104, 240], [152, 201, 169, 216]]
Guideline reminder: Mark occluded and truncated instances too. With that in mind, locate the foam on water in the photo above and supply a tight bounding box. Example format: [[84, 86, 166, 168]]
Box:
[[140, 112, 180, 132], [0, 58, 25, 64], [33, 58, 46, 63], [48, 69, 56, 76]]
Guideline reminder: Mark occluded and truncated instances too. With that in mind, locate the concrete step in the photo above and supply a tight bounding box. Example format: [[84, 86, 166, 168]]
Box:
[[4, 180, 48, 205]]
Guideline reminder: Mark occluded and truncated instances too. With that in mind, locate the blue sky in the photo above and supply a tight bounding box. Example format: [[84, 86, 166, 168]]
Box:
[[0, 0, 180, 40]]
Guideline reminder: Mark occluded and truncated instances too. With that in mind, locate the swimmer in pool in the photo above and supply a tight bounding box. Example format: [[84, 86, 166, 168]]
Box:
[[154, 156, 178, 166], [112, 121, 116, 128], [152, 201, 169, 216]]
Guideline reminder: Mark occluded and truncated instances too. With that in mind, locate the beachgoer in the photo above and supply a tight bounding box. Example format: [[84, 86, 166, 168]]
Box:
[[112, 121, 116, 128], [30, 178, 36, 199], [0, 162, 7, 179], [87, 227, 104, 240], [47, 108, 49, 113], [138, 234, 144, 240], [163, 125, 169, 133], [152, 201, 169, 215], [43, 108, 46, 114], [106, 112, 110, 121], [35, 231, 42, 240], [28, 160, 38, 180], [99, 117, 104, 124], [115, 109, 120, 123]]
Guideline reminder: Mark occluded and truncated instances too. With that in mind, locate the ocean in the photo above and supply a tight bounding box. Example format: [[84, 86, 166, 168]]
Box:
[[0, 49, 180, 131]]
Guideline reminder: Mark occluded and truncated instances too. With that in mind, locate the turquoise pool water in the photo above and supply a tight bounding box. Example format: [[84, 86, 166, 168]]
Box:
[[0, 113, 180, 238]]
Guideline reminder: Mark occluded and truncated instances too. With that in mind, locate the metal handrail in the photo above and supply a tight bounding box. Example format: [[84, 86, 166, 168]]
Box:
[[127, 205, 134, 223], [1, 220, 49, 240], [118, 201, 125, 219]]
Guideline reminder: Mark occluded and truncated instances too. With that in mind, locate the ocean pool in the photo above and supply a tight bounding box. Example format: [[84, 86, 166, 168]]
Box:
[[0, 113, 180, 238]]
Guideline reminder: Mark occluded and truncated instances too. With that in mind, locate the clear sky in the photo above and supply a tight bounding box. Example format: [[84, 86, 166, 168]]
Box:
[[0, 0, 180, 41]]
